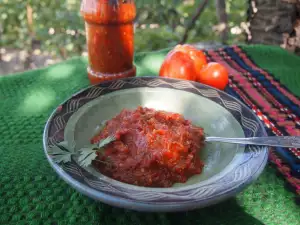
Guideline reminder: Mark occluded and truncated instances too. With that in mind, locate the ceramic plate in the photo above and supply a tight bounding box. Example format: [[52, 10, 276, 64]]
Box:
[[43, 77, 268, 212]]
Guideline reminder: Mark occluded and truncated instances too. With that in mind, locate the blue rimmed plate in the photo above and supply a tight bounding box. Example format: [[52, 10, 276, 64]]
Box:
[[43, 77, 268, 212]]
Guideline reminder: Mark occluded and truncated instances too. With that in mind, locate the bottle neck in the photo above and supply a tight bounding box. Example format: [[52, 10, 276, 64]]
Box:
[[81, 0, 136, 24]]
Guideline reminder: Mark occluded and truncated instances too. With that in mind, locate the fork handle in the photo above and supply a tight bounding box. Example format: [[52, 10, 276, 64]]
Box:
[[205, 136, 300, 148]]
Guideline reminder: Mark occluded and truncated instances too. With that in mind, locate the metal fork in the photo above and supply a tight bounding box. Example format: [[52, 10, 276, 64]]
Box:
[[100, 135, 300, 149], [205, 136, 300, 148]]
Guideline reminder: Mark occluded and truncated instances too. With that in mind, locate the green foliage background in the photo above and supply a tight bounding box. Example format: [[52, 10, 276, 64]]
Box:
[[0, 0, 247, 58]]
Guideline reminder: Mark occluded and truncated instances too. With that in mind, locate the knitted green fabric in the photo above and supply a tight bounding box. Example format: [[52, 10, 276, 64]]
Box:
[[0, 45, 300, 225]]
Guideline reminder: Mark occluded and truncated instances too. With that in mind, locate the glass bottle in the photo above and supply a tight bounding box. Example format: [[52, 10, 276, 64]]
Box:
[[81, 0, 136, 84]]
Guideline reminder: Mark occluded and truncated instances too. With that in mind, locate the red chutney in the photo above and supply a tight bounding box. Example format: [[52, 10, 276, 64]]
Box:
[[91, 107, 205, 187], [80, 0, 136, 84]]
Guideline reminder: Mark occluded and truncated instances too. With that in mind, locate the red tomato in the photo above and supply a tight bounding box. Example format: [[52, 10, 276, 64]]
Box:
[[174, 44, 207, 72], [198, 62, 229, 90], [159, 51, 197, 81], [159, 44, 207, 81]]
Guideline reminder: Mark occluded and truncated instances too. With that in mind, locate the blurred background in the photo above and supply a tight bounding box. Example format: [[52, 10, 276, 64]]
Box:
[[1, 0, 299, 75]]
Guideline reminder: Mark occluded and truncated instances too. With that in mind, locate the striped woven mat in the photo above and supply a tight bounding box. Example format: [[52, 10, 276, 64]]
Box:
[[206, 46, 300, 199]]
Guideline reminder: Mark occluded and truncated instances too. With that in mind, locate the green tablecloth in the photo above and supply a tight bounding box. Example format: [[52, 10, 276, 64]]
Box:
[[0, 45, 299, 225]]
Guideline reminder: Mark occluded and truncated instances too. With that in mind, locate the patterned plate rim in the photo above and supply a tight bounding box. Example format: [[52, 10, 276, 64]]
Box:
[[43, 76, 269, 211]]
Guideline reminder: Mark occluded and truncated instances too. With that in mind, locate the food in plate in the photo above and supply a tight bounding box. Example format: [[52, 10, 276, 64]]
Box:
[[91, 106, 205, 187]]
